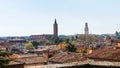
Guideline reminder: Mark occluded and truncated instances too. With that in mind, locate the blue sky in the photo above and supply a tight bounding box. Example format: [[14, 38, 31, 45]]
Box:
[[0, 0, 120, 36]]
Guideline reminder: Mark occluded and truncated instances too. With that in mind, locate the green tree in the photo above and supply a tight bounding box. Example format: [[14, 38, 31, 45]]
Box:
[[66, 43, 77, 52], [71, 36, 74, 41], [75, 35, 78, 40], [61, 38, 70, 44], [54, 38, 63, 45], [0, 51, 12, 68], [39, 40, 46, 45], [66, 38, 70, 43], [79, 34, 98, 43], [31, 41, 40, 49], [47, 39, 54, 44], [25, 42, 35, 50]]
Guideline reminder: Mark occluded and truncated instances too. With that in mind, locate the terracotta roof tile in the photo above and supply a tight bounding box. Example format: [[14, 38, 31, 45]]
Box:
[[16, 57, 47, 64], [88, 46, 120, 61], [49, 52, 85, 63], [8, 61, 24, 65]]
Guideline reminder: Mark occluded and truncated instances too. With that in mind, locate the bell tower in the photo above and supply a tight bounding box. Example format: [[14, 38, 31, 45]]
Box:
[[53, 19, 58, 38], [85, 22, 89, 35]]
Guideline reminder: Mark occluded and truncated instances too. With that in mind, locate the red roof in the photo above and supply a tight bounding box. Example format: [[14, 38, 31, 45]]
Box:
[[88, 46, 120, 61]]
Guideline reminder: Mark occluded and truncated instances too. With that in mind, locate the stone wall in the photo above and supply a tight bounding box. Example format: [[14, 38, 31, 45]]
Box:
[[24, 61, 120, 68]]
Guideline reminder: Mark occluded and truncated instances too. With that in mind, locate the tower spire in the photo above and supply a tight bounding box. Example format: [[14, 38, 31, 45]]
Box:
[[85, 22, 89, 35], [55, 18, 57, 24], [53, 19, 58, 38], [84, 22, 89, 42]]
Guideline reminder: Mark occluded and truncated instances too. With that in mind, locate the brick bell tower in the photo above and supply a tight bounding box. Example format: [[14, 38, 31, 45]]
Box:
[[53, 19, 58, 38]]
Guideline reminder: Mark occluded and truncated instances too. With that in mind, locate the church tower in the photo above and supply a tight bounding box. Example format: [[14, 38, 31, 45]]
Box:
[[53, 19, 58, 38], [85, 22, 89, 35], [84, 22, 89, 42]]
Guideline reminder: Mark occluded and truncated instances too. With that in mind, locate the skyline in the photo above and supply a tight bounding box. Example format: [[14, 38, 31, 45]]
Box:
[[0, 0, 120, 36]]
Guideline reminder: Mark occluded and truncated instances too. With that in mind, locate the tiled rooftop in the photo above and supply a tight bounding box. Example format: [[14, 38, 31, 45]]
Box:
[[8, 61, 24, 65], [88, 46, 120, 61], [16, 56, 47, 64], [19, 54, 38, 58], [49, 52, 86, 63]]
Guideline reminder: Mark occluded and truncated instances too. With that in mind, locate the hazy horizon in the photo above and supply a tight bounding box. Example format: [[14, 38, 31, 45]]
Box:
[[0, 0, 120, 36]]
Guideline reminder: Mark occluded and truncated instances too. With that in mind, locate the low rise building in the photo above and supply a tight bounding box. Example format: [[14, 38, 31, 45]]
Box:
[[10, 54, 48, 68], [29, 34, 53, 41]]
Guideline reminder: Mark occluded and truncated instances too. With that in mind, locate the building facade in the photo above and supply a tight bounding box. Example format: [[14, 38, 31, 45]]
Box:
[[29, 34, 53, 41]]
